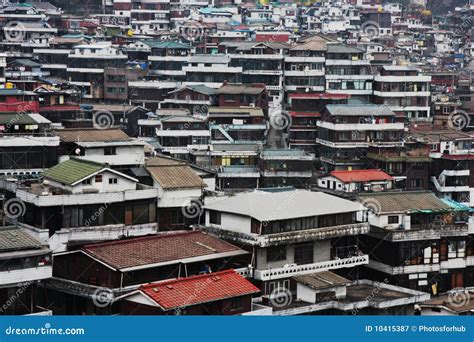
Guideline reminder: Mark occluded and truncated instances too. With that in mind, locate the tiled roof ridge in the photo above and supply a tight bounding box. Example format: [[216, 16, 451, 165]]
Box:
[[331, 168, 383, 174], [82, 230, 201, 250], [141, 269, 237, 289], [359, 190, 434, 196]]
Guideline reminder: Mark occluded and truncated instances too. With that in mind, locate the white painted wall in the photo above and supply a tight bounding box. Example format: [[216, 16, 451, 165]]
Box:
[[46, 170, 137, 194], [205, 211, 252, 235]]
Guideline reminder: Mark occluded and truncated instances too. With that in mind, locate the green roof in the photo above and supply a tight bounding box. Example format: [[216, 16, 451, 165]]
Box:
[[0, 113, 38, 125], [14, 59, 41, 67], [0, 227, 43, 252], [0, 89, 36, 96], [43, 159, 104, 185], [187, 84, 216, 96], [144, 40, 191, 49]]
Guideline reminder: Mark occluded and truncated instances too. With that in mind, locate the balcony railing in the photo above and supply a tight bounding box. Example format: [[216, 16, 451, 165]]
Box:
[[0, 266, 52, 286], [254, 255, 369, 281]]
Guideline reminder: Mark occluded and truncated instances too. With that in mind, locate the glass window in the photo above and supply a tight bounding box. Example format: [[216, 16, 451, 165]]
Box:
[[267, 245, 287, 262]]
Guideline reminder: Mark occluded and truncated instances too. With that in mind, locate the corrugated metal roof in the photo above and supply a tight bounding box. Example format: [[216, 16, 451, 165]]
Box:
[[0, 227, 43, 252], [147, 165, 204, 189], [294, 271, 350, 290], [56, 128, 130, 142], [204, 190, 361, 221], [358, 191, 458, 214], [217, 84, 265, 95], [0, 113, 47, 125], [327, 43, 364, 54], [326, 104, 394, 117]]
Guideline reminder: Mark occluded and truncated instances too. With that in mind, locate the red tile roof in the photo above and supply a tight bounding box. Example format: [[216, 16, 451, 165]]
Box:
[[140, 270, 259, 310], [82, 231, 246, 270], [288, 111, 321, 117], [330, 169, 393, 183]]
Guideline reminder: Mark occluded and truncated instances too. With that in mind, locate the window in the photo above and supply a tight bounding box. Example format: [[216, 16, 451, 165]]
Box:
[[109, 178, 118, 185], [267, 245, 287, 262], [209, 210, 221, 225], [95, 175, 103, 183], [231, 297, 244, 311], [104, 147, 116, 155], [294, 242, 314, 265], [82, 178, 92, 185], [388, 216, 399, 224]]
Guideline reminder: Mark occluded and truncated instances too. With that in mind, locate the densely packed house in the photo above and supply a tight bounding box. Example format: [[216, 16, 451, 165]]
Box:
[[0, 0, 473, 316]]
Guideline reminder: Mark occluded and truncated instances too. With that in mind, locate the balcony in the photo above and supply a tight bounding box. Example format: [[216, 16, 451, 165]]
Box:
[[259, 222, 369, 246], [0, 266, 52, 286], [261, 170, 313, 178], [48, 223, 159, 253], [326, 59, 371, 66], [317, 121, 404, 131], [15, 187, 158, 207], [431, 176, 470, 193], [198, 222, 369, 247], [373, 90, 431, 97], [316, 138, 368, 148], [369, 224, 469, 242], [254, 255, 369, 281]]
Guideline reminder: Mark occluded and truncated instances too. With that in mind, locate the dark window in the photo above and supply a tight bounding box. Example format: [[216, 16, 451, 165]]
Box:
[[294, 242, 314, 265], [109, 178, 118, 184], [267, 245, 287, 262], [95, 175, 103, 182], [209, 210, 221, 225], [104, 147, 117, 155], [231, 296, 244, 311], [82, 178, 92, 185], [388, 216, 399, 224]]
